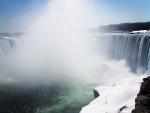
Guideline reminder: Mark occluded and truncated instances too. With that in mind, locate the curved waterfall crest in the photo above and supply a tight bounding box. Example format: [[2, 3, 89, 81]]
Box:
[[97, 32, 150, 73]]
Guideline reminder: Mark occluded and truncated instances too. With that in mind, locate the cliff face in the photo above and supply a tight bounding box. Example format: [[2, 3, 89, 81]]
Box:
[[132, 76, 150, 113]]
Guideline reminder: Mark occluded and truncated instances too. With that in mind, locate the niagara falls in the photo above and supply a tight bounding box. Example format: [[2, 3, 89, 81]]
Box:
[[0, 0, 150, 113]]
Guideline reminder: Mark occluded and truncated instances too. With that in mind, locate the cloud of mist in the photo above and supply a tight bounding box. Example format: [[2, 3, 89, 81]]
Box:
[[11, 0, 93, 85], [0, 0, 137, 87]]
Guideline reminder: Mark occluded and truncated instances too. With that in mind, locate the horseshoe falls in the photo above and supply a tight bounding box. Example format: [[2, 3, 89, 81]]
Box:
[[1, 33, 150, 74], [0, 31, 149, 113], [0, 0, 150, 113], [80, 33, 150, 113], [97, 33, 150, 74]]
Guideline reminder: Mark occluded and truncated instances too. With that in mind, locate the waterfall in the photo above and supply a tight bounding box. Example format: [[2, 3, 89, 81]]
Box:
[[1, 32, 150, 74], [0, 36, 20, 56], [80, 32, 150, 113], [96, 32, 150, 73]]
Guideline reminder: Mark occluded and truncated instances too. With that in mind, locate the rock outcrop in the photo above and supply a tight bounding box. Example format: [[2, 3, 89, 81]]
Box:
[[132, 76, 150, 113], [93, 89, 100, 98]]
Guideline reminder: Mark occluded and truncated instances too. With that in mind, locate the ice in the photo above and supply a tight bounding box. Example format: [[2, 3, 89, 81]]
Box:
[[80, 76, 145, 113]]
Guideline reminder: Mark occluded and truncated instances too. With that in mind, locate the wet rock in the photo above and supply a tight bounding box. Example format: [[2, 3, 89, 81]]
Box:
[[132, 76, 150, 113], [118, 105, 128, 113], [93, 89, 100, 98]]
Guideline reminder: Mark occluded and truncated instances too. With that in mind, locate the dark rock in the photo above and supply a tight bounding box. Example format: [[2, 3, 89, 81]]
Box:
[[135, 95, 150, 106], [132, 76, 150, 113], [118, 105, 128, 113], [93, 89, 100, 98], [143, 76, 150, 82], [132, 107, 150, 113]]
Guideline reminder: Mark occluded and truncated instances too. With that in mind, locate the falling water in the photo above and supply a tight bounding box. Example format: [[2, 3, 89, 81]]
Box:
[[0, 1, 100, 113], [0, 0, 150, 113], [96, 33, 150, 73]]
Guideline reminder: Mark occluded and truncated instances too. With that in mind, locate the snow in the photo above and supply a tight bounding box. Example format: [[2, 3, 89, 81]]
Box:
[[80, 76, 145, 113], [130, 30, 150, 34]]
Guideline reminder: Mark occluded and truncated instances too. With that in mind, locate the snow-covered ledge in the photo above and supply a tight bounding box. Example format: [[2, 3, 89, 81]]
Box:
[[129, 30, 150, 34], [80, 76, 144, 113]]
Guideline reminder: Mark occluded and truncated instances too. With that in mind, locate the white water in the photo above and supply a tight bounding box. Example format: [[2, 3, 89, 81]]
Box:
[[1, 0, 141, 95], [9, 0, 105, 84], [80, 75, 144, 113], [7, 0, 138, 84], [0, 1, 145, 113]]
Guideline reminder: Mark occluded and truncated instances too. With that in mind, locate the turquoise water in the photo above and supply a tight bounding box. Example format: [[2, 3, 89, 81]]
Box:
[[36, 82, 94, 113]]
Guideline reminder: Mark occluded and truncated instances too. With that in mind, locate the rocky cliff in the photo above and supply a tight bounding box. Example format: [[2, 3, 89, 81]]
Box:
[[132, 76, 150, 113]]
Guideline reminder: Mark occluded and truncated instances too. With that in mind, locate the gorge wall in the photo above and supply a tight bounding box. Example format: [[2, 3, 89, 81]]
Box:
[[132, 76, 150, 113]]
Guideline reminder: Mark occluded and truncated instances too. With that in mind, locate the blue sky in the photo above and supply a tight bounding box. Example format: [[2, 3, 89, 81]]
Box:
[[0, 0, 48, 17], [0, 0, 150, 32], [89, 0, 150, 25], [0, 0, 48, 32]]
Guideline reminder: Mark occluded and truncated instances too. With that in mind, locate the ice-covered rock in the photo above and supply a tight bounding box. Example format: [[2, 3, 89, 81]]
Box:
[[80, 76, 144, 113], [130, 30, 150, 34]]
